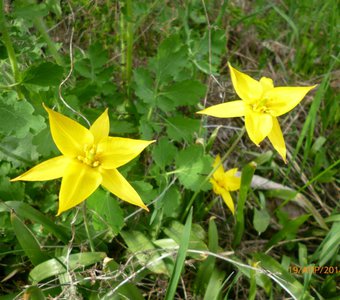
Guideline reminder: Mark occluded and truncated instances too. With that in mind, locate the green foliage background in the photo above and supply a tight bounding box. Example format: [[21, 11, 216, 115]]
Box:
[[0, 0, 339, 299]]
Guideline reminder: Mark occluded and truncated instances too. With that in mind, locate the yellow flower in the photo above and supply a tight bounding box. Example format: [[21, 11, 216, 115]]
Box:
[[210, 155, 241, 214], [11, 104, 155, 215], [197, 63, 317, 162]]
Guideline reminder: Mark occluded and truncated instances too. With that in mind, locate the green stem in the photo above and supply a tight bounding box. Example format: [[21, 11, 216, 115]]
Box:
[[0, 0, 23, 97], [125, 0, 133, 97], [181, 127, 246, 222], [33, 18, 64, 66], [82, 202, 95, 252]]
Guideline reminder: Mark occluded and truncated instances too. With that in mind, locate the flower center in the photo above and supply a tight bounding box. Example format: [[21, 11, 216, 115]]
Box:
[[77, 144, 101, 168], [251, 98, 272, 114]]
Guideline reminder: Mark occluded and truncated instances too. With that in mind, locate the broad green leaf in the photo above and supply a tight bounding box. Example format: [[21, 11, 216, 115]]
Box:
[[133, 68, 155, 104], [153, 137, 177, 169], [253, 208, 270, 234], [132, 181, 157, 204], [23, 62, 64, 86], [175, 145, 213, 191], [11, 212, 49, 266], [29, 252, 107, 283], [88, 42, 109, 70], [161, 80, 206, 106], [0, 201, 69, 243], [153, 35, 188, 82], [120, 230, 170, 275], [166, 116, 201, 142], [23, 286, 45, 300], [87, 189, 124, 235], [162, 186, 181, 218], [203, 268, 225, 300], [32, 126, 59, 156], [163, 220, 208, 257], [165, 209, 192, 300], [0, 92, 45, 138]]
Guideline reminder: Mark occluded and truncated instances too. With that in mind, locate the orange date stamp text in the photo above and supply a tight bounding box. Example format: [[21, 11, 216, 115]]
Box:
[[288, 265, 339, 275]]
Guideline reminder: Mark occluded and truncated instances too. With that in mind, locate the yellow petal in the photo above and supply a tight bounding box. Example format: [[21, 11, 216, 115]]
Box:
[[58, 160, 102, 215], [245, 110, 273, 145], [43, 104, 93, 157], [90, 108, 109, 143], [260, 77, 274, 91], [212, 154, 225, 181], [220, 189, 235, 215], [197, 101, 245, 118], [268, 117, 287, 162], [224, 168, 241, 191], [228, 62, 263, 102], [11, 156, 70, 182], [97, 137, 155, 169], [265, 85, 317, 116], [101, 168, 148, 211]]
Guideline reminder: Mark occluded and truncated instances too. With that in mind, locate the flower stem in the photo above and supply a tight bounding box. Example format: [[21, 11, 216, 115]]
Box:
[[181, 127, 246, 222], [82, 202, 95, 252], [33, 18, 64, 66], [0, 0, 23, 98]]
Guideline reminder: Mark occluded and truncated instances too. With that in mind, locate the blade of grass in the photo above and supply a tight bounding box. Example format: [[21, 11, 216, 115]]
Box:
[[285, 63, 334, 179], [165, 208, 192, 300], [233, 161, 256, 248]]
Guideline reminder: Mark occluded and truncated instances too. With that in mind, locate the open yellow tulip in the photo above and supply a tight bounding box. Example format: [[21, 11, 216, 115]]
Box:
[[210, 155, 241, 215], [11, 104, 155, 215], [197, 63, 317, 162]]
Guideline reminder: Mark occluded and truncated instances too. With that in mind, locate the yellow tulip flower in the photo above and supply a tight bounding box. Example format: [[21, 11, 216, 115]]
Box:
[[210, 155, 241, 214], [198, 63, 317, 162], [11, 104, 155, 215]]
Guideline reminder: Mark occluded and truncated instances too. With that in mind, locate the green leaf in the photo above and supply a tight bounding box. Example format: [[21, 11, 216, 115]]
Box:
[[14, 3, 48, 18], [166, 116, 201, 142], [87, 189, 124, 235], [133, 68, 155, 105], [29, 252, 107, 283], [163, 220, 208, 257], [203, 268, 225, 300], [0, 201, 70, 243], [154, 35, 188, 82], [312, 222, 340, 266], [253, 208, 270, 234], [194, 217, 220, 296], [153, 137, 177, 169], [161, 80, 206, 106], [0, 92, 46, 138], [233, 162, 256, 247], [32, 126, 58, 156], [120, 230, 170, 275], [175, 145, 213, 191], [11, 212, 49, 266], [23, 62, 64, 86], [252, 253, 314, 300], [23, 286, 46, 300], [162, 186, 181, 218], [88, 42, 109, 70], [165, 208, 192, 300], [266, 214, 310, 249]]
